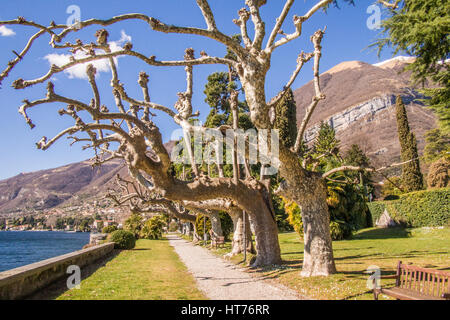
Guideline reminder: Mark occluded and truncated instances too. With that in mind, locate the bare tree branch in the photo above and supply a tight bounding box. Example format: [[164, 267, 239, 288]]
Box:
[[1, 30, 45, 86], [378, 0, 401, 9], [267, 0, 332, 52], [195, 0, 218, 30], [246, 0, 267, 50], [233, 8, 252, 48], [10, 48, 235, 90], [266, 0, 295, 49], [268, 51, 314, 108], [294, 29, 326, 153], [322, 157, 420, 179]]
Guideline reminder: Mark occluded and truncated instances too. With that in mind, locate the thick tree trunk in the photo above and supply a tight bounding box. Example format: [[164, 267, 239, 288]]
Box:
[[278, 146, 336, 276], [245, 203, 281, 267], [192, 224, 201, 244], [184, 222, 192, 236], [226, 209, 255, 257], [209, 211, 223, 238], [162, 173, 282, 266], [300, 186, 336, 276]]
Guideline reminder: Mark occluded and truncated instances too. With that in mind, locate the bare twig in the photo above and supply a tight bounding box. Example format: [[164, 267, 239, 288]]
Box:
[[294, 28, 326, 153], [322, 157, 420, 179]]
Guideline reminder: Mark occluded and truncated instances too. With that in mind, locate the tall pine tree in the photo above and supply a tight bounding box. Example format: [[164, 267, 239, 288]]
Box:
[[395, 96, 424, 192], [313, 121, 340, 157]]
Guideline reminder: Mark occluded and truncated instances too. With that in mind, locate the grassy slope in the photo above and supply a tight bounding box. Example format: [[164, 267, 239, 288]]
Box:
[[57, 238, 206, 300], [210, 227, 450, 300]]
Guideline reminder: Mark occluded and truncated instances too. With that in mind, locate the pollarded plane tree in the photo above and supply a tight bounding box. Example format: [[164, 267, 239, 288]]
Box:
[[0, 0, 370, 276], [108, 166, 255, 254], [0, 19, 279, 266]]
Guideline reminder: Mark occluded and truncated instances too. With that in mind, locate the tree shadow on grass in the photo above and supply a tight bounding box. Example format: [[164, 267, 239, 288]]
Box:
[[26, 249, 121, 300], [334, 247, 375, 251], [334, 250, 448, 262], [353, 227, 411, 240]]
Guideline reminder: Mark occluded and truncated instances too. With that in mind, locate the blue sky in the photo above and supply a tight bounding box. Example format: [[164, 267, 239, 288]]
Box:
[[0, 0, 398, 180]]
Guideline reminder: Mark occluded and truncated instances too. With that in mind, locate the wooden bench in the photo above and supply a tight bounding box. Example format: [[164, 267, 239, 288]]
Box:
[[211, 236, 225, 249], [373, 261, 450, 300]]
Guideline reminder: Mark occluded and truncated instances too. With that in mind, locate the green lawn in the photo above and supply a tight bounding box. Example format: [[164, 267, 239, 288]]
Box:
[[210, 227, 450, 300], [57, 238, 206, 300]]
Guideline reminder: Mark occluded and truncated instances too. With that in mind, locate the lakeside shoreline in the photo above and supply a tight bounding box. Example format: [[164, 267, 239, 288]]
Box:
[[0, 231, 91, 272]]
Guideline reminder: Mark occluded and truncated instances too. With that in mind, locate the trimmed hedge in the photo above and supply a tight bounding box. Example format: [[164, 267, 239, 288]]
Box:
[[368, 188, 450, 227]]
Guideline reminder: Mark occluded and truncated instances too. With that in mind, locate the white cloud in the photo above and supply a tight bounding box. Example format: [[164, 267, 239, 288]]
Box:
[[0, 26, 15, 37], [44, 30, 132, 80]]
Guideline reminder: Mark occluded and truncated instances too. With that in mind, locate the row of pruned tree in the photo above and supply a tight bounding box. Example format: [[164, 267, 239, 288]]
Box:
[[0, 0, 424, 276]]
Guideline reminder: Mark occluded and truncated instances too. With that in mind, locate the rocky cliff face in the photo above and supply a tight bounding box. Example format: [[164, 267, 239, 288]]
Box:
[[294, 57, 437, 169]]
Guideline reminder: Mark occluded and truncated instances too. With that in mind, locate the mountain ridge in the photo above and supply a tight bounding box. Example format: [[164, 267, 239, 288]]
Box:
[[293, 57, 436, 169]]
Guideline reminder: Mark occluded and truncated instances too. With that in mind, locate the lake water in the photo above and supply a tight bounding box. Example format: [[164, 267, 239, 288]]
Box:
[[0, 231, 90, 272]]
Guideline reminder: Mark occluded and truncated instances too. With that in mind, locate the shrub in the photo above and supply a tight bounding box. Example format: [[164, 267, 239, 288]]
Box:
[[327, 184, 371, 231], [367, 188, 450, 227], [381, 176, 404, 198], [219, 212, 233, 241], [283, 197, 303, 235], [383, 195, 400, 201], [140, 216, 166, 240], [124, 213, 143, 239], [102, 225, 118, 234], [427, 157, 450, 188], [329, 221, 352, 240], [195, 215, 211, 238], [273, 195, 294, 232], [109, 230, 136, 250], [284, 188, 364, 241]]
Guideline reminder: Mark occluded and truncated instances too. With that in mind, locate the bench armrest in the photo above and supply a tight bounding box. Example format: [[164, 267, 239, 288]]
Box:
[[442, 293, 450, 300], [380, 275, 398, 279]]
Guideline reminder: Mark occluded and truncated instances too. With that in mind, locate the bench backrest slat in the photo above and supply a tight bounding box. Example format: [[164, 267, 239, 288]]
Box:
[[397, 262, 450, 298], [422, 271, 426, 294], [447, 277, 450, 296], [416, 271, 420, 292], [414, 270, 418, 291], [431, 273, 436, 297]]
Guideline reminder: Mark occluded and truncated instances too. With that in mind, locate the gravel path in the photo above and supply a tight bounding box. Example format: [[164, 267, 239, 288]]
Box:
[[167, 235, 304, 300]]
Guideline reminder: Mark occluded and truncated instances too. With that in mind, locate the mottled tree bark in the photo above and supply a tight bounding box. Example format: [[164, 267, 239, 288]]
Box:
[[209, 211, 223, 238], [278, 146, 336, 276], [192, 223, 201, 244], [226, 209, 255, 257], [184, 222, 192, 236], [299, 186, 336, 276], [245, 201, 281, 267]]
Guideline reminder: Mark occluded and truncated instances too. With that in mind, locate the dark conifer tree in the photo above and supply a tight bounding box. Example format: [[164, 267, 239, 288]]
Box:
[[395, 96, 424, 192], [274, 88, 297, 148]]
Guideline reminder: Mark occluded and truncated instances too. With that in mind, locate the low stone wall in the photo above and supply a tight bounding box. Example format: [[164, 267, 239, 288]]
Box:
[[0, 242, 114, 300]]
